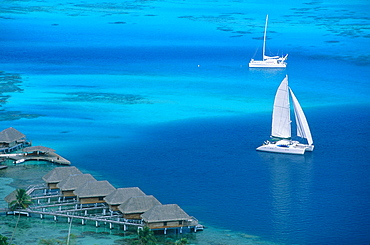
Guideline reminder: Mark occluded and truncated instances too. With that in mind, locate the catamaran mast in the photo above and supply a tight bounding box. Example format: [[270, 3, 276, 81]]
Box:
[[263, 15, 268, 61]]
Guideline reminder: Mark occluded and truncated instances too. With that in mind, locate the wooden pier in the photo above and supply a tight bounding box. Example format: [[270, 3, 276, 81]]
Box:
[[5, 185, 144, 231], [0, 152, 70, 165], [18, 209, 143, 230]]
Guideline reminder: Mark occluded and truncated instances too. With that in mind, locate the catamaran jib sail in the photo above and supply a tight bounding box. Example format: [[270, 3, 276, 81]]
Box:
[[289, 88, 313, 145]]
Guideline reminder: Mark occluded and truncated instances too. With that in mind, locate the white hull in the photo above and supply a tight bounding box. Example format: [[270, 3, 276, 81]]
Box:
[[256, 141, 313, 155], [256, 76, 314, 155], [249, 15, 288, 68], [249, 60, 286, 68]]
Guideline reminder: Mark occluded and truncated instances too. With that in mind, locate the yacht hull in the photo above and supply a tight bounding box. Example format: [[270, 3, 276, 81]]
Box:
[[249, 60, 286, 68]]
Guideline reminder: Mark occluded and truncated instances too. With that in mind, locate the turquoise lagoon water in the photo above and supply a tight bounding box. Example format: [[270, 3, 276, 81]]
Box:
[[1, 0, 370, 244]]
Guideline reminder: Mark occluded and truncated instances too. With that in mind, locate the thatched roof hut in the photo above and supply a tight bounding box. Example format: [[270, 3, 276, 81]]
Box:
[[141, 204, 196, 229], [42, 166, 82, 189], [23, 146, 55, 154], [0, 127, 28, 152], [104, 187, 146, 211], [118, 195, 161, 219], [57, 174, 96, 197], [142, 204, 191, 223], [0, 127, 26, 144], [74, 180, 116, 204]]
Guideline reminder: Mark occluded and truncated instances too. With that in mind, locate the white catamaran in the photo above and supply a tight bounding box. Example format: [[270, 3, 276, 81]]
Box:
[[256, 75, 314, 154], [249, 15, 288, 68]]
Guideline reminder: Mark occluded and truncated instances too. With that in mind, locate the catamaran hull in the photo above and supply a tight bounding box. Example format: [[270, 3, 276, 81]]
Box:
[[256, 144, 305, 154], [256, 142, 314, 155]]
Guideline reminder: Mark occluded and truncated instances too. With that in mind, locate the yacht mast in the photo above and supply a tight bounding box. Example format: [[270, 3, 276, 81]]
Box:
[[263, 15, 268, 61]]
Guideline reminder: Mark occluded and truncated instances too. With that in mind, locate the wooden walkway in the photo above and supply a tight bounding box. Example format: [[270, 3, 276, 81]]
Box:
[[8, 186, 144, 230], [8, 207, 143, 230], [0, 152, 70, 165]]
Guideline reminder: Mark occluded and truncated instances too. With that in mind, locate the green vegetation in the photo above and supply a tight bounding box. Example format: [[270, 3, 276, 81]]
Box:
[[175, 238, 189, 245], [130, 227, 189, 245], [131, 227, 157, 245], [9, 189, 32, 244], [0, 234, 12, 245]]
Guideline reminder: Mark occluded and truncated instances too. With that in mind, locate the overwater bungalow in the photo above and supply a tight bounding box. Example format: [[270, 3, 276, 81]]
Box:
[[0, 127, 30, 153], [56, 174, 96, 198], [141, 204, 199, 232], [42, 166, 82, 189], [23, 146, 55, 155], [73, 180, 116, 204], [118, 195, 161, 219], [104, 187, 146, 211]]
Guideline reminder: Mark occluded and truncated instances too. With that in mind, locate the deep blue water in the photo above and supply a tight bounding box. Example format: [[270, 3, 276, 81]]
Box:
[[64, 105, 369, 244], [1, 0, 370, 244]]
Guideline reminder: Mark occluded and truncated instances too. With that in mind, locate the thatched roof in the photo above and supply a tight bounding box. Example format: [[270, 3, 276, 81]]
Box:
[[118, 195, 161, 214], [4, 190, 17, 204], [23, 146, 55, 153], [141, 204, 191, 223], [42, 166, 82, 184], [104, 187, 146, 205], [57, 174, 96, 191], [74, 180, 115, 198], [0, 127, 25, 143]]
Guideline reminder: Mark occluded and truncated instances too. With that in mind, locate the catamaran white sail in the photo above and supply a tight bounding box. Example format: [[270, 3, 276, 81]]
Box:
[[256, 75, 314, 154], [249, 15, 288, 68]]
